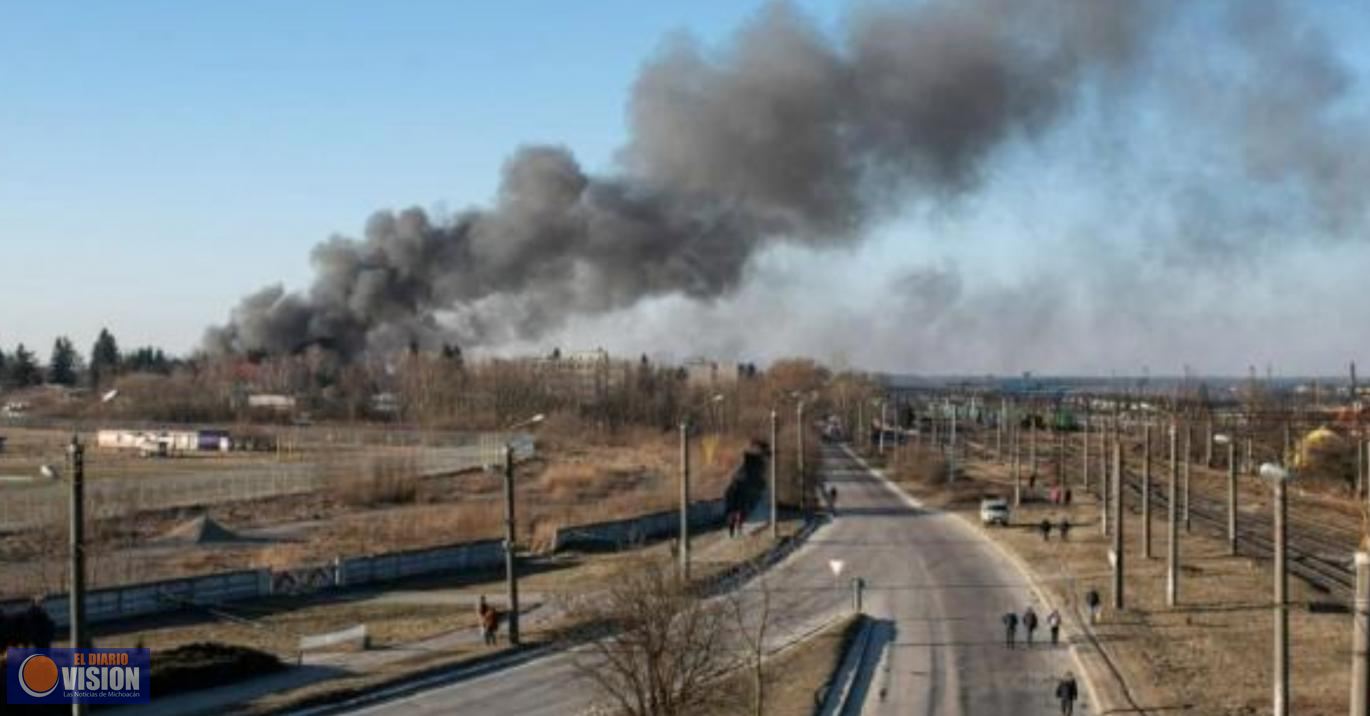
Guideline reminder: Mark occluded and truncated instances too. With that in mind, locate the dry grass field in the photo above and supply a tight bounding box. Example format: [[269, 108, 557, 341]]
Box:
[[0, 420, 751, 598]]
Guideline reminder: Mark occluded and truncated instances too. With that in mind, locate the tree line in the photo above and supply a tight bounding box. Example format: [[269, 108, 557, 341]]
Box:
[[0, 328, 175, 391]]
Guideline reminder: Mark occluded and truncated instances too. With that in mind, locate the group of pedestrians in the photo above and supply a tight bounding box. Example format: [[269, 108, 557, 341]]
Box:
[[1038, 517, 1072, 541], [1001, 603, 1078, 714], [1001, 604, 1062, 649]]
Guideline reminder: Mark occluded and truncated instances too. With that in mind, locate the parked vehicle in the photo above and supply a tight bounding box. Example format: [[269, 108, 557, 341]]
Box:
[[980, 497, 1011, 526]]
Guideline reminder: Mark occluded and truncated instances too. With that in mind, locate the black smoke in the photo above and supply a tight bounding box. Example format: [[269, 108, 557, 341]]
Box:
[[207, 0, 1164, 357]]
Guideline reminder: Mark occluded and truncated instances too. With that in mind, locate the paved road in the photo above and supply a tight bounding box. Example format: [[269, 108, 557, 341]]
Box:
[[327, 443, 1084, 716]]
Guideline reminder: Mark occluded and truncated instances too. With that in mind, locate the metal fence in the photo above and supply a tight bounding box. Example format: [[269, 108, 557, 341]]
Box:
[[0, 434, 535, 531]]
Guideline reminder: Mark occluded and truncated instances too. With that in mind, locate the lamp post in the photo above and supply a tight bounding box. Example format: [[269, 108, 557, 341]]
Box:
[[1167, 421, 1179, 607], [1142, 423, 1152, 559], [41, 436, 88, 716], [680, 394, 725, 581], [1215, 433, 1236, 556], [877, 399, 887, 455], [500, 413, 543, 646], [1260, 462, 1294, 716], [797, 398, 807, 518], [769, 408, 778, 540]]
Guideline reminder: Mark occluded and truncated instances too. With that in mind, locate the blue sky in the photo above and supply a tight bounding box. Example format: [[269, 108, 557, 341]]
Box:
[[3, 2, 1370, 375], [0, 1, 839, 355]]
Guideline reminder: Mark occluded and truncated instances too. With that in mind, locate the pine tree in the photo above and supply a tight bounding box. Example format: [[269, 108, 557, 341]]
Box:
[[48, 337, 80, 386], [10, 344, 41, 386], [89, 328, 121, 388]]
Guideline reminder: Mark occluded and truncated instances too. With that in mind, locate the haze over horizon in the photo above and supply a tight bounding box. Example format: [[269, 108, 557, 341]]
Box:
[[5, 1, 1370, 376]]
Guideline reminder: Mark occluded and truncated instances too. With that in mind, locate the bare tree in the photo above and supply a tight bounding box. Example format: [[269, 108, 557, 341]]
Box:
[[568, 560, 737, 716], [727, 566, 773, 716]]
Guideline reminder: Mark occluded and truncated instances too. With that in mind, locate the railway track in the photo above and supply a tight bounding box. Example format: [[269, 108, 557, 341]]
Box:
[[947, 428, 1360, 600]]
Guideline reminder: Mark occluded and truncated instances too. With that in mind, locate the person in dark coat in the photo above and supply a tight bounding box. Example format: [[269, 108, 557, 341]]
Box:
[[1086, 588, 1102, 624], [1023, 606, 1039, 646], [1039, 519, 1053, 541], [1002, 611, 1019, 649], [1047, 608, 1062, 645], [1055, 672, 1079, 715], [1058, 517, 1071, 541]]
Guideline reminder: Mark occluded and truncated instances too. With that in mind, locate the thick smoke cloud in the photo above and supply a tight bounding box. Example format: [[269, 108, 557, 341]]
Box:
[[206, 0, 1162, 357]]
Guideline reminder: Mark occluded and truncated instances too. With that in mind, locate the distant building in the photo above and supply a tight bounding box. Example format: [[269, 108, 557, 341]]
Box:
[[247, 394, 297, 412], [684, 358, 742, 390], [97, 428, 231, 453]]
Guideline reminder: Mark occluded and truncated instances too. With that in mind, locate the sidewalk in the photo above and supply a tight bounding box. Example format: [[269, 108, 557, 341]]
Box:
[[114, 526, 788, 716]]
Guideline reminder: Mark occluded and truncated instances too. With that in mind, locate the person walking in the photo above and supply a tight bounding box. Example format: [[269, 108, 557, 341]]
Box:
[[1002, 611, 1019, 649], [1023, 605, 1039, 646], [829, 486, 839, 516], [1086, 588, 1102, 624], [1047, 608, 1062, 645], [1039, 518, 1053, 541], [1055, 672, 1080, 715], [477, 595, 496, 646], [1058, 517, 1071, 541]]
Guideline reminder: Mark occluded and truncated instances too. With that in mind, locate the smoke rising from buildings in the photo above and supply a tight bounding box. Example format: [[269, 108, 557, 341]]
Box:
[[207, 0, 1370, 373], [206, 0, 1161, 357]]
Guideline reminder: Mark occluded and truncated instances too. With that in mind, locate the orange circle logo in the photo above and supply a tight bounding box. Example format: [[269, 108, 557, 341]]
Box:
[[19, 654, 59, 698]]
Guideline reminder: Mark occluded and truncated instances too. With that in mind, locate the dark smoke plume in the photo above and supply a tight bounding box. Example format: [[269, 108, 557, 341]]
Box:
[[206, 0, 1162, 357]]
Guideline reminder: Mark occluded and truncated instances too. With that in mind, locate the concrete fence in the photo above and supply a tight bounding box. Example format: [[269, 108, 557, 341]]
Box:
[[1, 538, 509, 629], [549, 499, 728, 552]]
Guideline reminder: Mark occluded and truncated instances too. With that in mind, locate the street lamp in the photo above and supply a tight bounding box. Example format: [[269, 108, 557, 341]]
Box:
[[1259, 462, 1294, 716], [679, 394, 725, 582], [39, 434, 87, 716], [498, 413, 544, 646], [1214, 433, 1237, 556]]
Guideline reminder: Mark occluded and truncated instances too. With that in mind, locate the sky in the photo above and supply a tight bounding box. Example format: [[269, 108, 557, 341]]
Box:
[[3, 1, 1370, 376]]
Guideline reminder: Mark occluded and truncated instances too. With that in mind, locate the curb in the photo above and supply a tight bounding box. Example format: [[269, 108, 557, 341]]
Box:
[[841, 445, 1119, 716], [815, 614, 872, 716]]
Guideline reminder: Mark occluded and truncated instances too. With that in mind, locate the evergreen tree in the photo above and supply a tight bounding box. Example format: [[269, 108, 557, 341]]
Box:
[[9, 344, 41, 386], [0, 345, 7, 386], [89, 328, 121, 388], [48, 337, 80, 386], [125, 346, 173, 374]]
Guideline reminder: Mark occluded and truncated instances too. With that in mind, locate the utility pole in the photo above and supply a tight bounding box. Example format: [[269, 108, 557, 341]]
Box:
[[1082, 414, 1090, 491], [1098, 417, 1108, 499], [1012, 421, 1022, 507], [878, 400, 886, 455], [1205, 416, 1214, 468], [1246, 435, 1254, 476], [1183, 427, 1192, 532], [1030, 419, 1038, 478], [1225, 438, 1238, 556], [1353, 550, 1369, 716], [1055, 428, 1065, 486], [1142, 423, 1152, 559], [503, 443, 521, 645], [1273, 472, 1290, 716], [996, 399, 1005, 462], [1101, 420, 1111, 537], [857, 401, 864, 452], [68, 436, 87, 667], [1167, 422, 1179, 607], [1112, 438, 1125, 610], [948, 408, 957, 484], [679, 420, 691, 582], [769, 409, 778, 540]]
